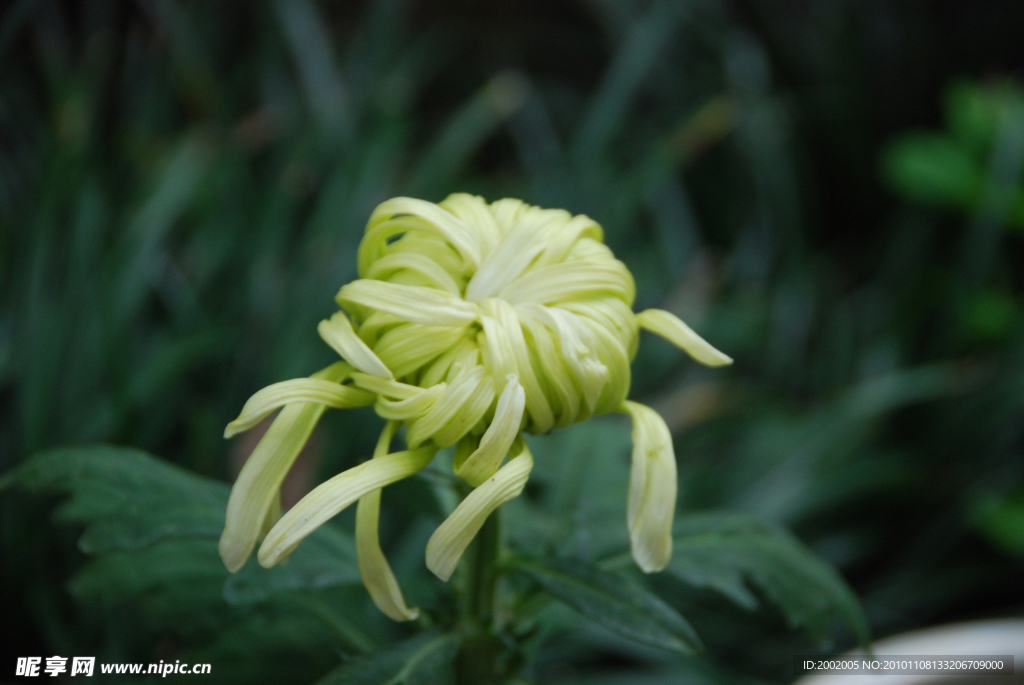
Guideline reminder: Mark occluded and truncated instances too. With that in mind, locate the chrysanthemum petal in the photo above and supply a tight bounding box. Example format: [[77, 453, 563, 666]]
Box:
[[356, 422, 420, 622], [620, 401, 677, 573], [406, 365, 491, 448], [318, 312, 394, 379], [258, 445, 438, 567], [517, 304, 608, 413], [454, 374, 525, 486], [499, 260, 634, 306], [426, 442, 533, 581], [350, 373, 421, 400], [362, 197, 482, 274], [430, 371, 495, 448], [365, 252, 461, 295], [440, 193, 501, 255], [464, 208, 569, 303], [518, 314, 583, 428], [635, 309, 733, 367], [374, 384, 446, 422], [224, 372, 374, 438], [338, 279, 479, 328], [373, 323, 470, 379], [479, 298, 553, 433], [219, 362, 349, 573]]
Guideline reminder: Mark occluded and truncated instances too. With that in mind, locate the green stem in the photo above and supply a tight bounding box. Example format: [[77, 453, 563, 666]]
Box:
[[456, 508, 504, 684], [462, 507, 501, 631]]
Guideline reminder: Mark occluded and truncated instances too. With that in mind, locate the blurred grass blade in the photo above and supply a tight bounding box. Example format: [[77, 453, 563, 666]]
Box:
[[276, 0, 352, 144], [571, 0, 685, 162], [113, 132, 212, 326], [406, 71, 530, 199]]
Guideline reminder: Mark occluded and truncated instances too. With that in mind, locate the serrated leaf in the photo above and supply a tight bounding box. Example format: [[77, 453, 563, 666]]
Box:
[[314, 633, 460, 685], [3, 445, 362, 605], [668, 511, 870, 649], [508, 555, 702, 655], [4, 445, 228, 551]]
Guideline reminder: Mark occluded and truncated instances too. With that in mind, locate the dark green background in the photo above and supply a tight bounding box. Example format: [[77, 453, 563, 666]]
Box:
[[2, 1, 1023, 682]]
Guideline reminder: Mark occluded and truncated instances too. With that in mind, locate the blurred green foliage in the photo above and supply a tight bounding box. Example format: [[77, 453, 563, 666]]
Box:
[[2, 0, 1024, 683]]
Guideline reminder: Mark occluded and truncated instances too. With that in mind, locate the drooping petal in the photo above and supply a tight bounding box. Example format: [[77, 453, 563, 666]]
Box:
[[454, 374, 525, 486], [258, 445, 438, 567], [426, 442, 533, 581], [337, 279, 479, 328], [355, 422, 420, 622], [224, 373, 374, 438], [620, 401, 677, 573], [635, 309, 733, 367], [219, 362, 349, 573], [318, 312, 394, 379]]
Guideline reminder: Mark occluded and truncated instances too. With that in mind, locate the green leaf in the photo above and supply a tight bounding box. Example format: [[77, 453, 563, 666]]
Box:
[[224, 524, 361, 604], [507, 555, 703, 655], [668, 512, 870, 649], [2, 445, 362, 606], [4, 445, 228, 552], [314, 633, 461, 685]]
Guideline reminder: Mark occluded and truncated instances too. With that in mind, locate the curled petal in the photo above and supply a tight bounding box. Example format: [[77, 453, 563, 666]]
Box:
[[517, 304, 608, 413], [258, 445, 438, 567], [219, 363, 349, 573], [406, 365, 490, 448], [635, 309, 733, 367], [427, 442, 533, 581], [464, 209, 567, 302], [499, 260, 634, 306], [360, 196, 482, 275], [620, 401, 677, 573], [356, 422, 420, 622], [337, 279, 479, 328], [440, 193, 501, 255], [318, 312, 394, 379], [364, 252, 461, 295], [479, 298, 553, 433], [374, 384, 446, 422], [350, 373, 422, 400], [373, 323, 469, 379], [224, 372, 374, 439], [454, 375, 525, 486]]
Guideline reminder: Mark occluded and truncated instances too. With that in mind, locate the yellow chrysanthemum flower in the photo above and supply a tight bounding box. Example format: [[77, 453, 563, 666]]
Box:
[[219, 194, 731, 621]]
